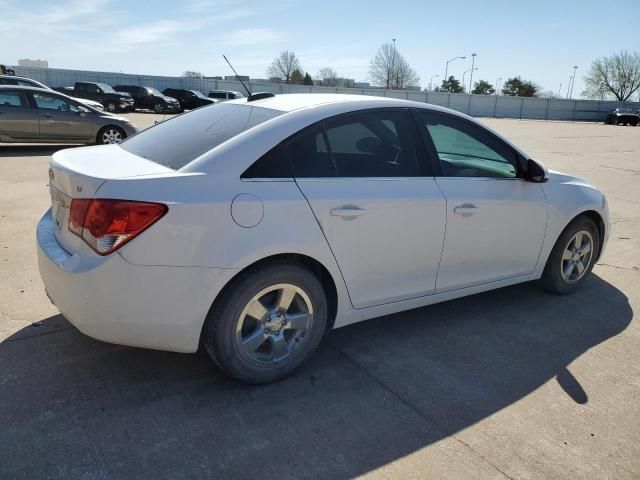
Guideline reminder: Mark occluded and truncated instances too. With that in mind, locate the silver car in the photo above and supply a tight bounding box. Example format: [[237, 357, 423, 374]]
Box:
[[0, 86, 138, 145], [0, 75, 105, 111]]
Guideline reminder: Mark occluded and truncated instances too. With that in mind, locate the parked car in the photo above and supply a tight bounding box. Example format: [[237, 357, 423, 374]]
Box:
[[1, 75, 105, 111], [208, 90, 245, 101], [0, 86, 138, 144], [605, 108, 639, 126], [113, 85, 180, 113], [162, 88, 216, 110], [62, 82, 135, 112], [37, 94, 609, 384]]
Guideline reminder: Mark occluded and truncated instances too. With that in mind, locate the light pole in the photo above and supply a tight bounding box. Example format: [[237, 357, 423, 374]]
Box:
[[495, 77, 502, 95], [462, 68, 478, 92], [568, 65, 578, 100], [444, 56, 466, 91], [429, 74, 439, 91], [468, 53, 477, 93], [558, 83, 562, 96], [391, 38, 397, 89]]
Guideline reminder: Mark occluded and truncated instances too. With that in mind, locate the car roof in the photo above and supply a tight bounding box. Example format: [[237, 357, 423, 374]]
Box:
[[0, 85, 51, 92], [228, 93, 432, 113]]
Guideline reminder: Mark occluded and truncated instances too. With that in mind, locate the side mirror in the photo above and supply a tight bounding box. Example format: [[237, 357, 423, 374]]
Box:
[[77, 106, 89, 116], [526, 158, 549, 183]]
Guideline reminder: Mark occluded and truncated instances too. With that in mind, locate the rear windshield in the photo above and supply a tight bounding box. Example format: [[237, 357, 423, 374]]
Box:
[[120, 102, 283, 169]]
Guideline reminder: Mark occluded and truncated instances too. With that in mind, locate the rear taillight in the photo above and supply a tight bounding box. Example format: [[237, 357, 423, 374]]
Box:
[[69, 199, 167, 255]]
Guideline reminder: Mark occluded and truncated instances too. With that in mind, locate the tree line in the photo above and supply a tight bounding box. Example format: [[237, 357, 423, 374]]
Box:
[[185, 48, 640, 101]]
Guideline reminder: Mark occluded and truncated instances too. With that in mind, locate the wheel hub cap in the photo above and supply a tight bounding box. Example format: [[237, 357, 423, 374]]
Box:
[[265, 312, 285, 333]]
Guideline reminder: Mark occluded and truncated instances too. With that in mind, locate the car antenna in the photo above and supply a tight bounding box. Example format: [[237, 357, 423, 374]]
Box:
[[223, 55, 251, 97]]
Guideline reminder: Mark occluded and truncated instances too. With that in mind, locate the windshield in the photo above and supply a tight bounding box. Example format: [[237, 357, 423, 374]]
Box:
[[147, 87, 163, 96], [617, 108, 633, 114], [120, 103, 283, 169], [190, 90, 207, 98], [98, 83, 116, 93]]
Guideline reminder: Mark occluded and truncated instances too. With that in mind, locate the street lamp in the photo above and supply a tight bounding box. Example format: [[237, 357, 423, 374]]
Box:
[[391, 38, 397, 89], [568, 65, 578, 100], [495, 77, 502, 95], [558, 83, 562, 96], [429, 74, 439, 91], [469, 53, 477, 93], [444, 55, 466, 89], [462, 68, 478, 92]]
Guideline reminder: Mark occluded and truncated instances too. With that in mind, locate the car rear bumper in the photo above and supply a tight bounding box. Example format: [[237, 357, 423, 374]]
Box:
[[37, 209, 238, 353]]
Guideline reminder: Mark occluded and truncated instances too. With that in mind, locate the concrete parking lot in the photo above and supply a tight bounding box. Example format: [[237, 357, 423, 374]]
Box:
[[1, 114, 639, 479]]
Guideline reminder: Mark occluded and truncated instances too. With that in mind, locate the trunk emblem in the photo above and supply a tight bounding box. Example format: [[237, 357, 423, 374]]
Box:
[[48, 168, 54, 182]]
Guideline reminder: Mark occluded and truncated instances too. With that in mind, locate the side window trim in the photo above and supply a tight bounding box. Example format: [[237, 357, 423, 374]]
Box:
[[413, 108, 524, 179]]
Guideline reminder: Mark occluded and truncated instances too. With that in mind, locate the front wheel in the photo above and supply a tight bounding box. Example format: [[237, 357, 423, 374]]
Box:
[[203, 263, 328, 384], [97, 126, 126, 145], [153, 103, 164, 113], [541, 216, 600, 295]]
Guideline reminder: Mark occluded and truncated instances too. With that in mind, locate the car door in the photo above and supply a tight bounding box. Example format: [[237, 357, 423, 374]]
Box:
[[30, 91, 93, 142], [288, 109, 447, 309], [415, 110, 547, 292], [0, 89, 38, 140]]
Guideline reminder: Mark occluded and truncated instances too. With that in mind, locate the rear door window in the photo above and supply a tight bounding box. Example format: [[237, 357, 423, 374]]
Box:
[[286, 110, 422, 178], [120, 102, 282, 169], [0, 91, 28, 108]]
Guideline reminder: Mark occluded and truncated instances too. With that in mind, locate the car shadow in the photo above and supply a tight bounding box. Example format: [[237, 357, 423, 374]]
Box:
[[0, 275, 631, 479], [0, 144, 79, 157]]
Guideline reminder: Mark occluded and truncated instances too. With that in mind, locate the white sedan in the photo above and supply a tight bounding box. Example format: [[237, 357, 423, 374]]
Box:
[[37, 94, 609, 383]]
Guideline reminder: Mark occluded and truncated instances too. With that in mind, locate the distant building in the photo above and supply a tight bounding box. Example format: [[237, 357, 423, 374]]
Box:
[[18, 58, 48, 68], [314, 77, 356, 88], [224, 75, 249, 82], [354, 82, 371, 89]]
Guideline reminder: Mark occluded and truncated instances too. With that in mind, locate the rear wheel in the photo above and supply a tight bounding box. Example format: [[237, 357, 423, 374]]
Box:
[[541, 216, 600, 294], [203, 263, 327, 384], [97, 126, 126, 145]]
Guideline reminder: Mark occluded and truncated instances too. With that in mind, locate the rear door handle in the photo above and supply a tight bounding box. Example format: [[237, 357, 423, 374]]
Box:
[[330, 206, 366, 218], [453, 204, 479, 216]]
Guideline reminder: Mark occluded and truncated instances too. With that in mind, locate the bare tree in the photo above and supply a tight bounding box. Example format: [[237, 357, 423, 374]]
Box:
[[267, 51, 302, 84], [317, 67, 338, 87], [182, 71, 203, 78], [583, 51, 640, 101], [369, 43, 419, 89]]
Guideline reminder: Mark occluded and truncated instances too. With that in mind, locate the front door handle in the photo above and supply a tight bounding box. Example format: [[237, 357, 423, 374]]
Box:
[[330, 206, 366, 218], [40, 113, 53, 118], [453, 204, 479, 217]]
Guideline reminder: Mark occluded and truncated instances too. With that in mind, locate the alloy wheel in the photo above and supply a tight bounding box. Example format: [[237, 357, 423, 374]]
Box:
[[235, 283, 313, 363], [102, 129, 123, 144], [560, 230, 593, 283]]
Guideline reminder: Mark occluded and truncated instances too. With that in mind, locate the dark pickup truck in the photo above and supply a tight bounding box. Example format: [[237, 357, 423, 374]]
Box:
[[55, 82, 134, 112], [605, 108, 639, 126]]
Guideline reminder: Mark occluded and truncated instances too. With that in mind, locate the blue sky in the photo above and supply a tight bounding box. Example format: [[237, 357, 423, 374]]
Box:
[[1, 0, 639, 98]]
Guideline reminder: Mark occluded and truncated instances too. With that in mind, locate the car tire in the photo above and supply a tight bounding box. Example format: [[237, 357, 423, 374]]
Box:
[[203, 262, 328, 384], [96, 126, 126, 145], [106, 101, 117, 112], [541, 216, 600, 295], [153, 103, 164, 113]]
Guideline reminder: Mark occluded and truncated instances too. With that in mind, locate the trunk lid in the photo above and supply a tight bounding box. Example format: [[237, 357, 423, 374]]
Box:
[[48, 145, 174, 254]]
